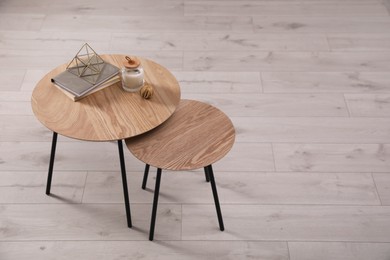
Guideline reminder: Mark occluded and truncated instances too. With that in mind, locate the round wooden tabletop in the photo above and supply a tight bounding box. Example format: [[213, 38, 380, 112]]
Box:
[[125, 99, 236, 171], [31, 54, 181, 141]]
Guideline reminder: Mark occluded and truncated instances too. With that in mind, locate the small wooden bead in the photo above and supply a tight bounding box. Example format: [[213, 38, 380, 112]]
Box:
[[140, 84, 154, 99]]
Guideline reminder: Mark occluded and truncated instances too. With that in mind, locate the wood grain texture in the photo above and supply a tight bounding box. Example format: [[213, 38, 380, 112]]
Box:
[[0, 91, 32, 101], [0, 0, 184, 16], [184, 51, 390, 71], [182, 205, 390, 241], [0, 102, 32, 115], [41, 15, 253, 32], [0, 141, 143, 172], [20, 70, 51, 92], [185, 1, 388, 16], [0, 115, 52, 142], [289, 242, 390, 260], [345, 94, 390, 117], [31, 54, 181, 141], [213, 142, 275, 172], [273, 143, 390, 172], [126, 99, 235, 170], [0, 70, 25, 91], [0, 31, 112, 51], [253, 16, 390, 33], [0, 204, 181, 241], [112, 32, 330, 52], [0, 241, 289, 260], [0, 49, 75, 70], [0, 14, 44, 31], [82, 171, 380, 205], [0, 171, 86, 203], [233, 117, 390, 143], [373, 173, 390, 205], [262, 72, 390, 93], [0, 69, 25, 92], [328, 33, 390, 51], [385, 0, 390, 14]]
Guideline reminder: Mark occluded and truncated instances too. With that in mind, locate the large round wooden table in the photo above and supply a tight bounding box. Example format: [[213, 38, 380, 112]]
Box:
[[31, 54, 181, 228]]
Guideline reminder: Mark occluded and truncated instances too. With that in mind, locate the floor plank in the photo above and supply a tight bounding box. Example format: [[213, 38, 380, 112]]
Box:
[[273, 143, 390, 172], [345, 94, 390, 117], [328, 33, 390, 51], [0, 115, 54, 142], [0, 204, 181, 241], [183, 51, 390, 71], [0, 70, 25, 91], [0, 141, 144, 172], [253, 16, 390, 33], [182, 205, 390, 241], [0, 0, 184, 16], [0, 241, 289, 260], [83, 171, 380, 205], [0, 91, 32, 102], [19, 70, 50, 92], [289, 242, 390, 260], [0, 49, 73, 70], [213, 142, 275, 172], [182, 33, 330, 51], [0, 103, 32, 115], [0, 31, 111, 51], [41, 15, 254, 32], [0, 171, 86, 204], [112, 32, 330, 51], [0, 14, 45, 31], [385, 0, 390, 14], [373, 173, 390, 205], [232, 117, 390, 143], [262, 72, 390, 93], [185, 1, 389, 16]]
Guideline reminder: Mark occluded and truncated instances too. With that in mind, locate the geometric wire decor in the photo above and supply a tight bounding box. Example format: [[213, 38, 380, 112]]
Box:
[[66, 43, 105, 84]]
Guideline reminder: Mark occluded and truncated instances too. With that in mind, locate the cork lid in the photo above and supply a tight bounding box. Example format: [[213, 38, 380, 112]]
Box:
[[123, 56, 141, 69]]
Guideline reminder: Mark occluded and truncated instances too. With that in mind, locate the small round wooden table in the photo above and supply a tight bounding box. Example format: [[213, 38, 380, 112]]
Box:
[[125, 99, 235, 240], [31, 54, 181, 228]]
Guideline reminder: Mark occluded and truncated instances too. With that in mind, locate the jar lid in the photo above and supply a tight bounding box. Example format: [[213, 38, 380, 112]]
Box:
[[123, 56, 141, 69]]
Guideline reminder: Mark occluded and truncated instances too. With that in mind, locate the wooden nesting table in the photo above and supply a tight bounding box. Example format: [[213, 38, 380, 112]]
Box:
[[31, 54, 181, 228], [126, 99, 236, 240]]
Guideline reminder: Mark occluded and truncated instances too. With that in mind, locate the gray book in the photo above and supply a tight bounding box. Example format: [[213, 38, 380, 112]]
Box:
[[51, 62, 119, 98]]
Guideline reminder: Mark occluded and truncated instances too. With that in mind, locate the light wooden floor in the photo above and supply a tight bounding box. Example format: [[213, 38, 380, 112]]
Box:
[[1, 0, 390, 259]]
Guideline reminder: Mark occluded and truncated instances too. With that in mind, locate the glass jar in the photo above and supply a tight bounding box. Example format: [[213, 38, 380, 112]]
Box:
[[120, 56, 144, 92]]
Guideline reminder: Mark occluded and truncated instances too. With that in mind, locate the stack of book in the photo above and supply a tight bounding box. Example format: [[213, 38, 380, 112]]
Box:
[[51, 62, 120, 101]]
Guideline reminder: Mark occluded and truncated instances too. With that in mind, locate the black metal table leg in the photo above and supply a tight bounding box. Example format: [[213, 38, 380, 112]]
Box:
[[204, 166, 210, 182], [149, 168, 162, 241], [207, 165, 224, 231], [46, 132, 58, 195], [117, 140, 132, 228], [142, 164, 150, 189]]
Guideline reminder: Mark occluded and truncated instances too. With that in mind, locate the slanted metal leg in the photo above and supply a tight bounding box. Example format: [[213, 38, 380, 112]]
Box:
[[207, 165, 224, 231], [204, 166, 210, 182], [149, 168, 162, 241], [118, 140, 132, 228], [46, 132, 58, 195], [142, 164, 150, 189]]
